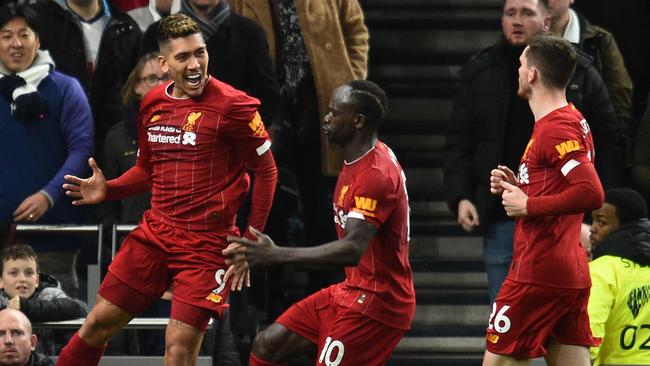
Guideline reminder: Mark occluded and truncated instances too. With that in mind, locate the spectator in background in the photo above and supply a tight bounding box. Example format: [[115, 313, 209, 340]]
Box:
[[140, 0, 280, 126], [588, 188, 650, 365], [0, 309, 53, 366], [231, 0, 369, 297], [128, 0, 180, 32], [0, 245, 87, 323], [444, 0, 625, 304], [97, 52, 166, 226], [548, 0, 633, 132], [30, 0, 141, 149], [0, 3, 94, 292], [573, 0, 650, 129], [0, 245, 87, 355]]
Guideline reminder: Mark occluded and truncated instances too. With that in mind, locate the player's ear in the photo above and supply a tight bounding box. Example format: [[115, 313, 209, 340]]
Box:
[[354, 113, 366, 129], [528, 67, 537, 85], [158, 54, 169, 73]]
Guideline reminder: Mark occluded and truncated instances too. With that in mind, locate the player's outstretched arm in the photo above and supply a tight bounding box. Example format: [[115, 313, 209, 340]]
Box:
[[63, 158, 107, 206], [224, 219, 376, 269]]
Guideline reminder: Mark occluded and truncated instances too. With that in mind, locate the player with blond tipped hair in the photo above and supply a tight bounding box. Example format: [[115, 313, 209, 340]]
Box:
[[56, 14, 277, 365]]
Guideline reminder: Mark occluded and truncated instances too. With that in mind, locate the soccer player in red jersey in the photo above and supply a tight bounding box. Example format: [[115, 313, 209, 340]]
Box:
[[56, 14, 277, 365], [224, 80, 415, 366], [484, 35, 604, 365]]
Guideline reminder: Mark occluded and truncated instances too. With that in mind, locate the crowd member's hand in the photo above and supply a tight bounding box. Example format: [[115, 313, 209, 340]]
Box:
[[13, 192, 50, 223], [63, 158, 108, 205], [457, 199, 479, 232], [8, 295, 20, 310], [501, 181, 528, 217], [490, 165, 517, 196]]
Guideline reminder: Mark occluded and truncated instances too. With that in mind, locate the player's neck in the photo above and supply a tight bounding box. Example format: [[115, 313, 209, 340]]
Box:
[[529, 89, 568, 122], [343, 135, 377, 164]]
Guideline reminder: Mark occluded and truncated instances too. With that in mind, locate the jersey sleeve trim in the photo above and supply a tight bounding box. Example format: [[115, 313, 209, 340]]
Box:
[[348, 211, 365, 220], [256, 140, 272, 156], [560, 159, 581, 176]]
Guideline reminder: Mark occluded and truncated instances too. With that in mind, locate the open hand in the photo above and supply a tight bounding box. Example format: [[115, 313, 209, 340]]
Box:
[[63, 158, 107, 205], [223, 246, 251, 292]]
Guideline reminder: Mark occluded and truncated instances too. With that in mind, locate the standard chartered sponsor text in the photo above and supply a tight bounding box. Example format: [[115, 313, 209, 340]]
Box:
[[148, 132, 181, 144]]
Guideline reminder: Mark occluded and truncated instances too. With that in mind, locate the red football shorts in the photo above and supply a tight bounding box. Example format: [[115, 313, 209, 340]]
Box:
[[277, 286, 406, 366], [99, 210, 237, 329], [485, 278, 600, 359]]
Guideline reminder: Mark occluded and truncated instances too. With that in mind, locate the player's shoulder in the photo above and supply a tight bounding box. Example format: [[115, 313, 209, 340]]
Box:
[[353, 142, 401, 185], [204, 77, 261, 120], [140, 82, 169, 111], [540, 104, 587, 137]]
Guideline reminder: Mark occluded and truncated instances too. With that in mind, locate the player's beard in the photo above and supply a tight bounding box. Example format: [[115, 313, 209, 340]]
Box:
[[517, 80, 531, 100]]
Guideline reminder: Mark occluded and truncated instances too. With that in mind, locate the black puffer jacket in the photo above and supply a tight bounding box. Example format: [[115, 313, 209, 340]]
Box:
[[28, 351, 54, 366], [0, 273, 87, 322], [30, 0, 142, 148], [444, 38, 626, 230], [0, 274, 87, 356]]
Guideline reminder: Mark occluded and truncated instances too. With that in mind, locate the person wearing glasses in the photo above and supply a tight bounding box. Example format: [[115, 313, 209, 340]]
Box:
[[98, 52, 169, 227]]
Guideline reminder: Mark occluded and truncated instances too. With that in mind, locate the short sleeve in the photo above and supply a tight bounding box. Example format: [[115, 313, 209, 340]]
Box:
[[346, 168, 397, 229]]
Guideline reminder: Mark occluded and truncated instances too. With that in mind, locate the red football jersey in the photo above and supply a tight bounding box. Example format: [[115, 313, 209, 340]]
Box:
[[331, 141, 415, 330], [509, 104, 594, 288], [124, 77, 271, 231]]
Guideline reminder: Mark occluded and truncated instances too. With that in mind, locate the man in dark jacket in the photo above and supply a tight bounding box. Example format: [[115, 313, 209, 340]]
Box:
[[140, 0, 279, 126], [29, 0, 141, 149], [0, 309, 53, 366], [548, 0, 633, 131], [443, 0, 626, 303]]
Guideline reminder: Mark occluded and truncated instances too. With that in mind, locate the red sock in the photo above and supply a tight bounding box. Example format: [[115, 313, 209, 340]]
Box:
[[56, 332, 106, 366], [250, 353, 285, 366]]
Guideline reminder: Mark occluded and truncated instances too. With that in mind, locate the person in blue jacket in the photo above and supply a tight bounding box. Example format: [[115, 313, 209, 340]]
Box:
[[0, 3, 94, 289]]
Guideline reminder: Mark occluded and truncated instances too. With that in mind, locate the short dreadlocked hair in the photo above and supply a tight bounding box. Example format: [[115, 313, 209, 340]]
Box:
[[346, 80, 388, 129], [156, 14, 201, 52]]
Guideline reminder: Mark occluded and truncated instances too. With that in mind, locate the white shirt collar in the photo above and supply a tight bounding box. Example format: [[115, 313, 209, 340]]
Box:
[[563, 8, 581, 44]]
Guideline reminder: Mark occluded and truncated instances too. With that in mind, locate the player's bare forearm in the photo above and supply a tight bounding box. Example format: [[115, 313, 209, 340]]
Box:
[[226, 239, 362, 269], [225, 219, 375, 268]]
